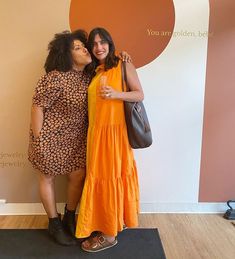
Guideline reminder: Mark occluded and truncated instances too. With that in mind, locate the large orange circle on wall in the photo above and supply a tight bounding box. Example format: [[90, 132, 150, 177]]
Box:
[[70, 0, 175, 68]]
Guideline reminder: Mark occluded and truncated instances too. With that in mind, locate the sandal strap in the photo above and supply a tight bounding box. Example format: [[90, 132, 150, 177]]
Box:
[[97, 235, 106, 245], [82, 234, 117, 252]]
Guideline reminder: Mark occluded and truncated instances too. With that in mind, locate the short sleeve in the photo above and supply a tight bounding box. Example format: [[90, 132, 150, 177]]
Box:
[[32, 71, 64, 109]]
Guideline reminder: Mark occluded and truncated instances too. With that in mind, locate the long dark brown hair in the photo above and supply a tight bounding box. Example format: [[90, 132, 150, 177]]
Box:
[[87, 27, 119, 75]]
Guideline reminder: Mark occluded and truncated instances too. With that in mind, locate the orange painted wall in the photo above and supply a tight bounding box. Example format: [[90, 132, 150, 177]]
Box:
[[69, 0, 175, 68], [199, 0, 235, 201]]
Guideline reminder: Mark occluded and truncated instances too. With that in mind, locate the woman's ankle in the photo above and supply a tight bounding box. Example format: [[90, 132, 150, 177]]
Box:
[[103, 234, 115, 242]]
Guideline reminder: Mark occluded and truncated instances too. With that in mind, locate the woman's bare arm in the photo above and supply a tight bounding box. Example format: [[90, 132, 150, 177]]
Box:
[[31, 104, 44, 138], [100, 62, 144, 102]]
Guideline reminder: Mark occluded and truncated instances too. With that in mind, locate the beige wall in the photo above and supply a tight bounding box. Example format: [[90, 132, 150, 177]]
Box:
[[0, 1, 70, 202], [1, 0, 233, 206]]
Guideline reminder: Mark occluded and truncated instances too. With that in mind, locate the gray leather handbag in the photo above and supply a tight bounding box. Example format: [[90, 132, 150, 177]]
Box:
[[121, 62, 152, 149]]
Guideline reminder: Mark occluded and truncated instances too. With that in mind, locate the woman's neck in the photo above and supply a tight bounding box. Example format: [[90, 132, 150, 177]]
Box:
[[72, 64, 85, 72], [99, 59, 105, 64]]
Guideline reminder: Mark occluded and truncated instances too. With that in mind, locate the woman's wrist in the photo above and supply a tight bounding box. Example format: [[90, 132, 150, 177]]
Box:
[[32, 128, 41, 138], [114, 91, 123, 100]]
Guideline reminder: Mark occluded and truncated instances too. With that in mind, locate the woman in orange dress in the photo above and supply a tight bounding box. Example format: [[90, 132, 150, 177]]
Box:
[[75, 27, 144, 252]]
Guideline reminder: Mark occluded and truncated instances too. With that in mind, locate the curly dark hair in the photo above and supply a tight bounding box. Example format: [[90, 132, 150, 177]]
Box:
[[87, 27, 119, 76], [44, 30, 88, 73]]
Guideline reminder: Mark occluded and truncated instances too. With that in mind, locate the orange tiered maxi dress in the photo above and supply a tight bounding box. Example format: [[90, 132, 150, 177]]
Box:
[[75, 61, 139, 238]]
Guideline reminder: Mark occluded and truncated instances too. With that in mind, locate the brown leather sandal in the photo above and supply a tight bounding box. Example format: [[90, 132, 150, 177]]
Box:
[[81, 233, 117, 253]]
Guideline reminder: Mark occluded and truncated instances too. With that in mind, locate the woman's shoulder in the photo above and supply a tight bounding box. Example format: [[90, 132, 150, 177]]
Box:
[[108, 58, 122, 73], [116, 59, 136, 71], [38, 70, 61, 79], [37, 70, 66, 88], [47, 70, 67, 79]]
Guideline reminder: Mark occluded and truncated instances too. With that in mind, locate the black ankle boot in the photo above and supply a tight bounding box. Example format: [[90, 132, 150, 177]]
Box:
[[48, 216, 77, 246], [62, 205, 76, 237]]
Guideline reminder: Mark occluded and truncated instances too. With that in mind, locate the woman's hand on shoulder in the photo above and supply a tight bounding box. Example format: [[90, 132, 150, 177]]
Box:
[[118, 51, 132, 63]]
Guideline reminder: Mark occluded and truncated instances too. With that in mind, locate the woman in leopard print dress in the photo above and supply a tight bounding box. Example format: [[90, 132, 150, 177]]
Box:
[[28, 30, 92, 246]]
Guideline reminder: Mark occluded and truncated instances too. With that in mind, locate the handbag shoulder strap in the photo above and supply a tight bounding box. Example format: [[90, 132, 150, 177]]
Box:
[[121, 61, 130, 92]]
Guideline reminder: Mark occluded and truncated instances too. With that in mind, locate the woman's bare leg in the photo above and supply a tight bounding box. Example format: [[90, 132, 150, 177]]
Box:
[[66, 168, 85, 210], [38, 171, 77, 245], [38, 172, 57, 218], [62, 168, 85, 236]]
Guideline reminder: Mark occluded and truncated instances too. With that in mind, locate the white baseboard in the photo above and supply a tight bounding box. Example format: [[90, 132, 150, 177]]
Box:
[[0, 203, 65, 215], [140, 202, 227, 213], [0, 202, 227, 215]]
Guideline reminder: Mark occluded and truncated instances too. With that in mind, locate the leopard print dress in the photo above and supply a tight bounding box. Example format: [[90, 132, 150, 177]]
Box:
[[28, 70, 91, 175]]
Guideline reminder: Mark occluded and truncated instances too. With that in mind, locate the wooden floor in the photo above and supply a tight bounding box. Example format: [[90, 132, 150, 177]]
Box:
[[0, 214, 235, 259]]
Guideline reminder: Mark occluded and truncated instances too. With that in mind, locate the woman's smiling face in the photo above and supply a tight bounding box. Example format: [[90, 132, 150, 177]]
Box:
[[92, 34, 109, 64]]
